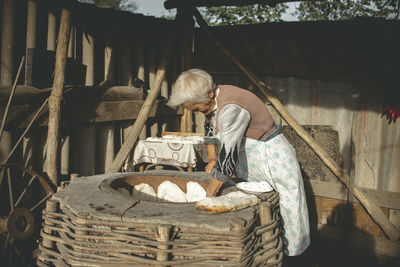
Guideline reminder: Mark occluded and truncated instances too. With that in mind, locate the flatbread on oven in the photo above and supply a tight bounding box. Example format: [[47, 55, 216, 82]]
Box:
[[196, 191, 260, 213], [158, 181, 187, 202], [186, 182, 206, 202], [133, 183, 157, 200]]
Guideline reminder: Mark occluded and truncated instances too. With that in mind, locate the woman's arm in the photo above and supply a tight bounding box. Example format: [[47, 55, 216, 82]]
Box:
[[210, 104, 250, 183]]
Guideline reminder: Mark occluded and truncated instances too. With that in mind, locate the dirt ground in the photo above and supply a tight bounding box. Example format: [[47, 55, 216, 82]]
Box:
[[282, 236, 400, 267]]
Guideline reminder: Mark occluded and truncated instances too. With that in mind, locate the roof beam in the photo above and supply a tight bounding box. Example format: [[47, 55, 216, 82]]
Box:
[[164, 0, 310, 10]]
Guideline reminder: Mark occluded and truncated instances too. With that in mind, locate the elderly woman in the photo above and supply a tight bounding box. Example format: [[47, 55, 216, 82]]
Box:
[[167, 68, 310, 256]]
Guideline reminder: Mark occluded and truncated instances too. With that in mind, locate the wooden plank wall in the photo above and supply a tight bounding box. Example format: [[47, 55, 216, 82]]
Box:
[[0, 0, 181, 178]]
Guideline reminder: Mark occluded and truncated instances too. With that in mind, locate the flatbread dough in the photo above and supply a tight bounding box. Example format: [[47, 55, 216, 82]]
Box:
[[186, 182, 206, 202], [132, 183, 157, 201], [196, 191, 260, 213], [158, 181, 187, 202]]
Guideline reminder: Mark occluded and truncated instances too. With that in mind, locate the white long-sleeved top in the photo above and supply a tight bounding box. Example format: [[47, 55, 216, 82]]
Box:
[[205, 93, 251, 182]]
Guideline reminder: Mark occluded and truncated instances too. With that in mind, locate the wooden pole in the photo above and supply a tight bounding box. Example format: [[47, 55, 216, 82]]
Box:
[[46, 1, 72, 186], [192, 8, 400, 241], [176, 7, 194, 133], [107, 34, 174, 173], [0, 57, 25, 142]]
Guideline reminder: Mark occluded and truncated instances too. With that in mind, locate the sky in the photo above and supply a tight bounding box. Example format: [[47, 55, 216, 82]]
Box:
[[134, 0, 176, 17]]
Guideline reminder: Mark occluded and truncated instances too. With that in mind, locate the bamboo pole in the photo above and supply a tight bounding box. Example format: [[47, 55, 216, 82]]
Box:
[[46, 1, 72, 186], [107, 34, 174, 173], [192, 8, 400, 241]]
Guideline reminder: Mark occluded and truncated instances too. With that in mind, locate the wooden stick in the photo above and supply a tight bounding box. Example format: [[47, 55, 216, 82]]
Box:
[[259, 203, 275, 264], [192, 8, 400, 241], [46, 2, 72, 186], [0, 99, 49, 186], [1, 99, 48, 167], [107, 35, 175, 173], [0, 56, 25, 142]]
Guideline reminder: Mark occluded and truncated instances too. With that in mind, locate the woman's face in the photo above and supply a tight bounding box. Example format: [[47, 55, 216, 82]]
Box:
[[183, 90, 215, 115], [183, 102, 213, 115]]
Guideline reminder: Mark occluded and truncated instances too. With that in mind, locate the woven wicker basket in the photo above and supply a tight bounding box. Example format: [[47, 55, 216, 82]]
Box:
[[37, 171, 283, 266]]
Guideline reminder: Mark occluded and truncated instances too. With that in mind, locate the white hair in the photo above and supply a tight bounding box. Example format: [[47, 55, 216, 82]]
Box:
[[167, 69, 215, 108]]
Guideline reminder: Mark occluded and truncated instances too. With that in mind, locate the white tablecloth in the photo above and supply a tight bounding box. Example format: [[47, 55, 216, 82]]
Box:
[[132, 136, 208, 168]]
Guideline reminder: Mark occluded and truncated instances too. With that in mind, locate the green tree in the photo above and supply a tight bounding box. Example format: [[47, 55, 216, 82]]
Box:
[[204, 3, 289, 25], [78, 0, 137, 12], [93, 0, 121, 9], [204, 0, 399, 25], [293, 0, 399, 21]]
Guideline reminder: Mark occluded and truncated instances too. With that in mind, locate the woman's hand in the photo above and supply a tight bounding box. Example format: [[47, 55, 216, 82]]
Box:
[[205, 159, 216, 174], [206, 177, 224, 197], [206, 144, 217, 174]]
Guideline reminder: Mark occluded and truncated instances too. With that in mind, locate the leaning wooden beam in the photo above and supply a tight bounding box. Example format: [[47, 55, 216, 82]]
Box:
[[107, 36, 174, 173], [0, 56, 25, 142], [192, 8, 400, 241], [164, 0, 307, 9], [46, 1, 72, 186]]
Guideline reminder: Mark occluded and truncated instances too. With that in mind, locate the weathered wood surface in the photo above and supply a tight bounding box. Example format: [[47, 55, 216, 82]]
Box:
[[108, 34, 174, 173], [193, 8, 400, 241], [0, 86, 182, 127], [66, 100, 181, 124], [304, 179, 400, 210], [52, 171, 258, 232]]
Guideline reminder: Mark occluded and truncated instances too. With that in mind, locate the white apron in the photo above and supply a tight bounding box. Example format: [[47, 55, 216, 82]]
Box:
[[237, 133, 310, 256]]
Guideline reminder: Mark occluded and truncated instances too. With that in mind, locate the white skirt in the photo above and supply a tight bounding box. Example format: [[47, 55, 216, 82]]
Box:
[[237, 133, 310, 256]]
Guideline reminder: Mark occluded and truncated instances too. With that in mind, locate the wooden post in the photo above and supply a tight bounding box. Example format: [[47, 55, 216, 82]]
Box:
[[1, 0, 14, 86], [47, 0, 58, 51], [46, 1, 72, 186], [108, 35, 174, 173], [79, 5, 96, 176], [103, 9, 115, 84], [60, 135, 70, 176], [133, 15, 147, 141], [157, 224, 171, 265], [119, 11, 133, 86], [149, 18, 159, 137], [26, 0, 37, 54], [192, 8, 400, 241], [176, 7, 194, 133]]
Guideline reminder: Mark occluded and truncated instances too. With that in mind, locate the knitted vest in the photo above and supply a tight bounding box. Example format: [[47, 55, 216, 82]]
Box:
[[216, 85, 275, 140]]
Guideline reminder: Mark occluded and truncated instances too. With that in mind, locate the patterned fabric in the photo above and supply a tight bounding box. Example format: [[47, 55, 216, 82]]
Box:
[[132, 138, 208, 169], [210, 104, 250, 182], [236, 134, 310, 256]]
